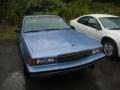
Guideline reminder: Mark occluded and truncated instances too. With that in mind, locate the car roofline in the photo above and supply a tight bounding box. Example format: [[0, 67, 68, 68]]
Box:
[[84, 14, 119, 19], [23, 15, 59, 18]]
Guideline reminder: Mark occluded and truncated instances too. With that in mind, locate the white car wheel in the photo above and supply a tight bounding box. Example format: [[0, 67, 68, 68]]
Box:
[[103, 40, 118, 58], [103, 42, 113, 56]]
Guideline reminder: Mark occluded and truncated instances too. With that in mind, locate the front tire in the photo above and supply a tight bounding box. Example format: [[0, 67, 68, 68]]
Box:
[[103, 39, 118, 58]]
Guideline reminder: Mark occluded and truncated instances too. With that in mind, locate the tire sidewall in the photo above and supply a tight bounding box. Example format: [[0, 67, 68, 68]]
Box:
[[103, 39, 118, 58]]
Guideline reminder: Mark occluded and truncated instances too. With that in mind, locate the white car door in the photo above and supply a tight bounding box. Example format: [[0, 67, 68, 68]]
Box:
[[74, 16, 90, 36], [86, 17, 102, 40], [75, 16, 102, 41]]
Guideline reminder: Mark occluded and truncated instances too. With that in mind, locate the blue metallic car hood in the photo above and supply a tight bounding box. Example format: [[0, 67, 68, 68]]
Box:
[[23, 30, 101, 58]]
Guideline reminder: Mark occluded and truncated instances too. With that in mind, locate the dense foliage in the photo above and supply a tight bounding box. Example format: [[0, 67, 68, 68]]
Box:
[[0, 0, 120, 24]]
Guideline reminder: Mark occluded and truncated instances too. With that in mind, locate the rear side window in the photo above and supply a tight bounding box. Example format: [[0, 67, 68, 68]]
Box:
[[77, 16, 89, 25], [78, 16, 102, 30]]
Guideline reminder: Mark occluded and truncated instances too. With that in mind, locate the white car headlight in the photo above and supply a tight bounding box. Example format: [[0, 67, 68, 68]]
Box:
[[92, 47, 102, 54]]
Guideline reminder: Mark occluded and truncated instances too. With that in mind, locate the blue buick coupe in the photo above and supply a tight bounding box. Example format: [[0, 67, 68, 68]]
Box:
[[16, 15, 104, 77]]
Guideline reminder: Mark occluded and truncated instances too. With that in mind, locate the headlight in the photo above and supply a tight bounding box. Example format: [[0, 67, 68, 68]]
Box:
[[92, 47, 102, 54], [27, 57, 55, 66]]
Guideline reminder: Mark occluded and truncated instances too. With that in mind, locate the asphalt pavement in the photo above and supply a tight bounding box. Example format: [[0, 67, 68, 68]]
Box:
[[0, 43, 120, 90]]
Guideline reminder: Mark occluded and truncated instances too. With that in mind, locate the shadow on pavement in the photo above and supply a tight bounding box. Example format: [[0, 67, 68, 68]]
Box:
[[24, 70, 99, 90]]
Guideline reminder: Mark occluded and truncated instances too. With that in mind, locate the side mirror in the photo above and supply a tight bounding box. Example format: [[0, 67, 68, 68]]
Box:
[[90, 24, 102, 30], [97, 28, 102, 30], [95, 26, 102, 30]]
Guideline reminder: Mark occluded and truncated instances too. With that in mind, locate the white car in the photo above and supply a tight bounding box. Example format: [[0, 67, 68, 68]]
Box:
[[70, 14, 120, 58]]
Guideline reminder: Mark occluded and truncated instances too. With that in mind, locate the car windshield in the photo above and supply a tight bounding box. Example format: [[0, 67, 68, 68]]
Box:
[[23, 15, 70, 32], [99, 17, 120, 30]]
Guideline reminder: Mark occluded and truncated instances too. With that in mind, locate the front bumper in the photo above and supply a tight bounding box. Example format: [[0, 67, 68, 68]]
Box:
[[26, 52, 105, 77]]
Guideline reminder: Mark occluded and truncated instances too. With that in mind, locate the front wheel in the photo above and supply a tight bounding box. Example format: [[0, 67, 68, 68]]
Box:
[[103, 39, 118, 58]]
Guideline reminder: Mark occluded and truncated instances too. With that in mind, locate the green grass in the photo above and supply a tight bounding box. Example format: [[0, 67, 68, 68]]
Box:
[[0, 31, 16, 45]]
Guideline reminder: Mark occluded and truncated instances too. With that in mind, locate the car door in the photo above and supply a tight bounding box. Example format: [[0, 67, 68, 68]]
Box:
[[86, 17, 102, 40], [75, 16, 90, 35], [76, 16, 102, 40]]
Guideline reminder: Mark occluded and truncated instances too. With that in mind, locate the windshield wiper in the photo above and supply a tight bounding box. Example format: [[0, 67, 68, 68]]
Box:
[[24, 28, 70, 33], [43, 28, 60, 31], [24, 30, 42, 33], [60, 28, 70, 30], [43, 28, 70, 31], [24, 29, 59, 33]]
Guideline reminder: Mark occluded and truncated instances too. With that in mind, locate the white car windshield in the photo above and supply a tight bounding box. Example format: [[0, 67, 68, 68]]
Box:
[[23, 15, 70, 32], [99, 17, 120, 30]]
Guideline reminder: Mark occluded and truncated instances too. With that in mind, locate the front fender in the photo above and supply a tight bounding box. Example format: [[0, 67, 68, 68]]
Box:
[[101, 33, 120, 56], [19, 35, 31, 62]]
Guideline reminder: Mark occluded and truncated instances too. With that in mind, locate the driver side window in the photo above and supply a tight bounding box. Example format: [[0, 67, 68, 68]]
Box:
[[87, 17, 102, 30]]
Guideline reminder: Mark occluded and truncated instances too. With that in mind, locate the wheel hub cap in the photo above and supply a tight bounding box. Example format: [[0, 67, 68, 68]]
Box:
[[103, 42, 113, 56]]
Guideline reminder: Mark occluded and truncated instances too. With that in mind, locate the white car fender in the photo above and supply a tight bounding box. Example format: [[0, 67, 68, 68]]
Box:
[[101, 32, 120, 56]]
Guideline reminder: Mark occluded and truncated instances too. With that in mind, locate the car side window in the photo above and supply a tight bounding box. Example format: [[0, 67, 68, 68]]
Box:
[[77, 16, 89, 25], [87, 17, 102, 30]]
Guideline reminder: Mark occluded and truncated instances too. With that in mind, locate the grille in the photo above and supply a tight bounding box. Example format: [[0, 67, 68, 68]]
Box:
[[57, 50, 92, 63]]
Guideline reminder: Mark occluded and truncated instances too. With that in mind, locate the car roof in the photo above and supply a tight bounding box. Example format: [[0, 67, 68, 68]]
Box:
[[84, 14, 119, 18], [24, 15, 59, 18]]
